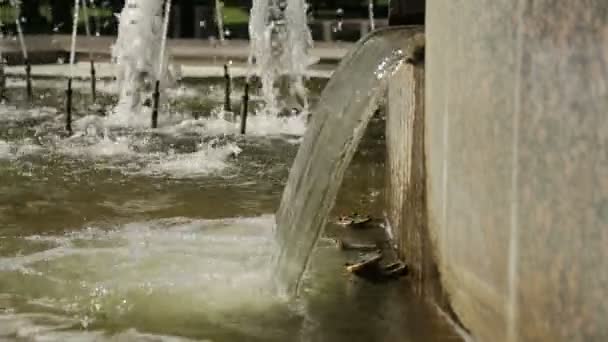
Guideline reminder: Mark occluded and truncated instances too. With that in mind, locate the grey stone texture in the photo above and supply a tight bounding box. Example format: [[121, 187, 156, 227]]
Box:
[[422, 0, 608, 341]]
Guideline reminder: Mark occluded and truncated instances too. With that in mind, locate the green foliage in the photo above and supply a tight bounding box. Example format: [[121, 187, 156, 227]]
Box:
[[222, 5, 249, 25]]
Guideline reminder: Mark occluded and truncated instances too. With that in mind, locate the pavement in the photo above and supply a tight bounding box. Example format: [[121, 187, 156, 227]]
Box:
[[4, 62, 334, 80], [0, 34, 353, 67]]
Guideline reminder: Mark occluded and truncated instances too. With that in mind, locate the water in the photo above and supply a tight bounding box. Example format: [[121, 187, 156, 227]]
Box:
[[112, 0, 177, 117], [0, 77, 458, 340], [368, 0, 376, 31], [10, 0, 28, 61], [156, 0, 172, 81], [215, 0, 226, 43], [274, 27, 424, 295], [248, 0, 313, 113], [80, 0, 94, 61], [68, 0, 81, 78]]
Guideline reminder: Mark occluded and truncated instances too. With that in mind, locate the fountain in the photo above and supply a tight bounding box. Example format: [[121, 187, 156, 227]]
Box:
[[368, 0, 376, 31], [10, 0, 32, 100], [64, 0, 82, 135], [248, 0, 313, 113], [151, 0, 172, 128], [215, 0, 226, 43], [111, 0, 177, 125], [0, 18, 6, 100], [0, 2, 463, 341], [80, 0, 97, 101], [273, 27, 424, 295]]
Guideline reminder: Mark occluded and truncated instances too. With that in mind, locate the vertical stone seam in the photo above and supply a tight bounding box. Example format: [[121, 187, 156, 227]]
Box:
[[507, 0, 526, 341]]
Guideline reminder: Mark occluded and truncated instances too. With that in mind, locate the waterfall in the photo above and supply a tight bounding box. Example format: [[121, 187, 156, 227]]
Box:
[[273, 27, 424, 296], [248, 0, 313, 113], [112, 0, 176, 118]]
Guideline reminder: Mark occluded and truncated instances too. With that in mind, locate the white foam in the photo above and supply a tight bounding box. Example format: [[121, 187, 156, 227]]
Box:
[[245, 111, 307, 136], [0, 140, 11, 159], [0, 313, 198, 341], [59, 135, 134, 158], [0, 140, 45, 160], [0, 104, 57, 122], [164, 108, 308, 137], [0, 216, 281, 339], [141, 141, 241, 178]]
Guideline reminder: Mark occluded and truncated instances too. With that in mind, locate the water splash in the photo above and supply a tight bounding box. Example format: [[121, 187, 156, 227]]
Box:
[[68, 0, 81, 78], [215, 0, 226, 43], [111, 0, 178, 117], [248, 0, 313, 113], [80, 0, 94, 61], [9, 0, 28, 61], [368, 0, 376, 31], [273, 28, 424, 296], [0, 216, 282, 339]]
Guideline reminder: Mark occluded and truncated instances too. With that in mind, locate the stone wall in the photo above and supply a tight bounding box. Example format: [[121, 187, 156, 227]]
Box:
[[386, 55, 434, 294], [387, 1, 608, 341], [417, 1, 608, 341]]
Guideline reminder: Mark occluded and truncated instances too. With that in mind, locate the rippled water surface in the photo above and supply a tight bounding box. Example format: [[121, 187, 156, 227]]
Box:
[[0, 79, 460, 341]]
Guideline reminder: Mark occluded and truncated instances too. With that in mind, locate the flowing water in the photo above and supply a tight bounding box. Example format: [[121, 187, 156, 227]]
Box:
[[274, 27, 424, 295], [0, 66, 459, 340], [112, 0, 178, 117], [368, 0, 376, 31], [10, 0, 28, 61], [68, 0, 81, 78], [215, 0, 226, 43], [248, 0, 313, 112]]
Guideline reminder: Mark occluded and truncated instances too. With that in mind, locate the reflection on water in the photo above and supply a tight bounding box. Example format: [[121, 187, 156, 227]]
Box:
[[0, 83, 460, 341]]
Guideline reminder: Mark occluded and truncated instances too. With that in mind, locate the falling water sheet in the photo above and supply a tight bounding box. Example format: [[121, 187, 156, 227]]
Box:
[[273, 27, 424, 296]]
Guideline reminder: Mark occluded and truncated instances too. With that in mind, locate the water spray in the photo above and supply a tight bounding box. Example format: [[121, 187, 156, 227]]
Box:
[[335, 8, 344, 33], [224, 64, 231, 112], [240, 81, 249, 134], [215, 0, 225, 43], [11, 0, 32, 100], [152, 0, 172, 129], [0, 19, 6, 101], [0, 57, 5, 101], [80, 0, 97, 102], [66, 0, 81, 135], [368, 0, 375, 31]]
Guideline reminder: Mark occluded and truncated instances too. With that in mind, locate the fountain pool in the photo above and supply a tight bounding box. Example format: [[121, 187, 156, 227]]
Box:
[[0, 72, 460, 340]]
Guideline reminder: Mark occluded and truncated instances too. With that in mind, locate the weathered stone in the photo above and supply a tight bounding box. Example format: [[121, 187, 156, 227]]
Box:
[[422, 1, 608, 341]]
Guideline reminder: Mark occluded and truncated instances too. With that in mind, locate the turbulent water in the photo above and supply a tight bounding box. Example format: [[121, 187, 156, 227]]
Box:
[[274, 27, 424, 295], [248, 0, 313, 112], [112, 0, 179, 117]]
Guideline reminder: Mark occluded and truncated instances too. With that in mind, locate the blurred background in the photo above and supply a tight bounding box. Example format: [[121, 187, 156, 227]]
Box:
[[0, 0, 390, 41]]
